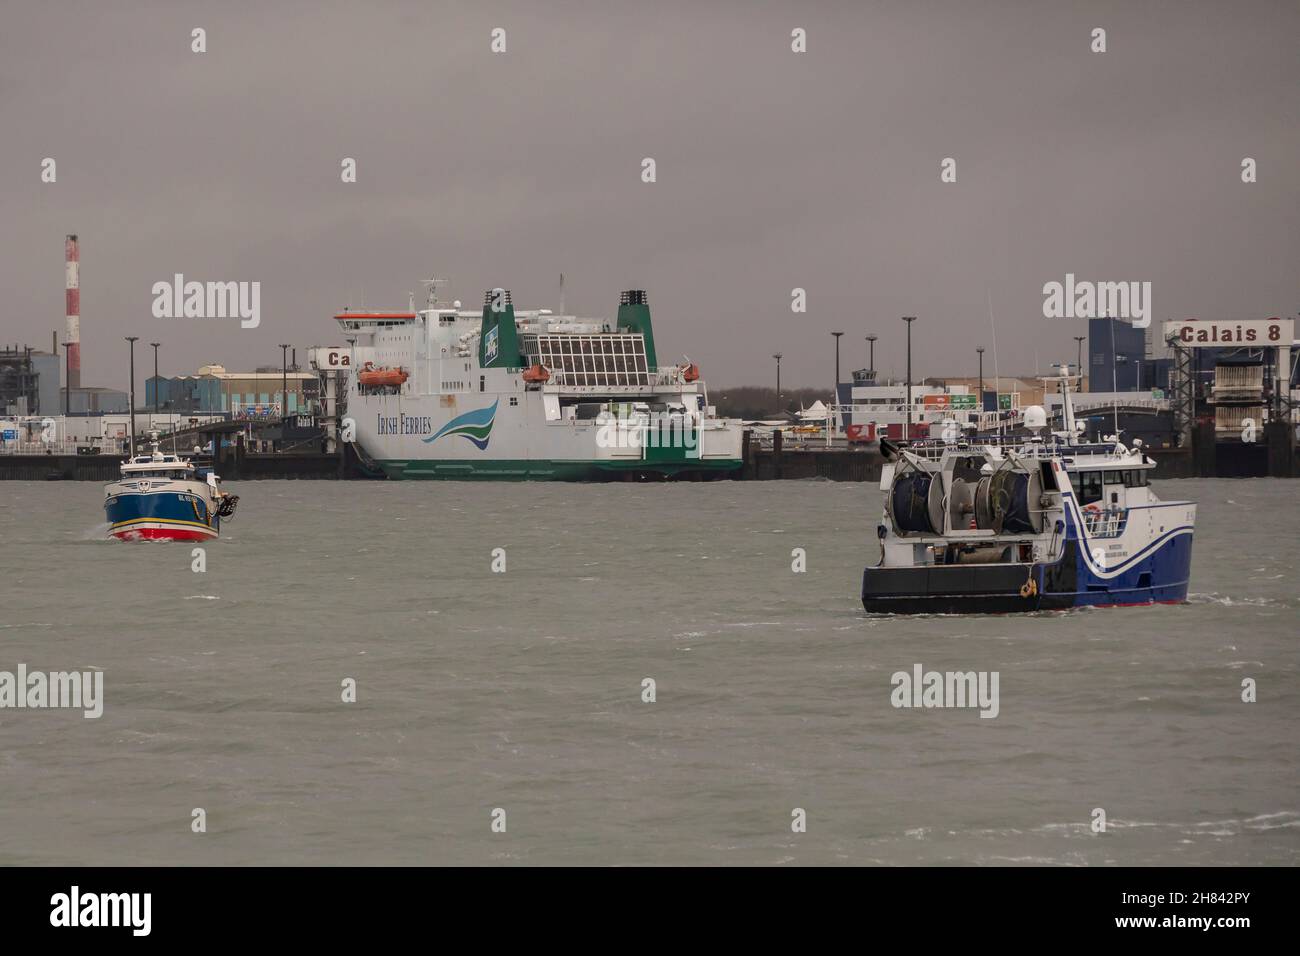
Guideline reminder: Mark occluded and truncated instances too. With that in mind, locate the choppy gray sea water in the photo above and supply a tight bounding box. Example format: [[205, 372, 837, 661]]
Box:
[[0, 477, 1296, 865]]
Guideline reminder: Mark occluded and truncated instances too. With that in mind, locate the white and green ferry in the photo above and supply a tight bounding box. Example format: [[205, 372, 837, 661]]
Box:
[[333, 287, 743, 480]]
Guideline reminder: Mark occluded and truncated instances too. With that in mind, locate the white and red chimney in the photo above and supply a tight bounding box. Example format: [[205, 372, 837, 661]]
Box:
[[65, 234, 81, 388]]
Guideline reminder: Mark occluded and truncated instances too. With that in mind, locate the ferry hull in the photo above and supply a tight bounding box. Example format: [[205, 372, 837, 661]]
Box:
[[375, 457, 740, 481], [351, 392, 743, 481], [862, 535, 1193, 614]]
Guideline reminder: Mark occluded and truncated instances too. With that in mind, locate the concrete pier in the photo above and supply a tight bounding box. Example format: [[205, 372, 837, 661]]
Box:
[[0, 430, 1288, 481]]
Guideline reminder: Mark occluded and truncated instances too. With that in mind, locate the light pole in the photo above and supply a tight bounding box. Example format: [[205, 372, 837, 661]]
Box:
[[1074, 335, 1086, 392], [902, 317, 916, 437], [831, 331, 844, 391], [150, 342, 160, 414], [866, 334, 877, 378], [976, 346, 985, 412], [125, 336, 139, 456], [61, 341, 71, 418], [279, 344, 291, 420], [772, 353, 783, 413]]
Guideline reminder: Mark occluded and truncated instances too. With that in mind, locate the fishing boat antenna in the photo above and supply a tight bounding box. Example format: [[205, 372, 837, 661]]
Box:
[[1047, 362, 1078, 438], [987, 288, 1002, 436], [1108, 317, 1121, 437]]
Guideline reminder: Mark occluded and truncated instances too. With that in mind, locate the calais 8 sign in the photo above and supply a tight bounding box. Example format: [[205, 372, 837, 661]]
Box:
[[1163, 318, 1294, 348]]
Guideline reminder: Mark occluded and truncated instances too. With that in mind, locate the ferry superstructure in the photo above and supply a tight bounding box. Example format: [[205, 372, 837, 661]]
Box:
[[334, 287, 744, 480], [104, 435, 238, 540], [861, 369, 1195, 613]]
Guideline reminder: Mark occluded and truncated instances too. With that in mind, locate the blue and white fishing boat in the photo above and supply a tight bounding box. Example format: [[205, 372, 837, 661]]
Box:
[[862, 368, 1195, 613], [104, 434, 239, 541]]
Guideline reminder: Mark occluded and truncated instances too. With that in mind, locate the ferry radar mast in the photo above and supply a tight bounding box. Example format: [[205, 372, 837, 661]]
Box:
[[418, 278, 449, 309]]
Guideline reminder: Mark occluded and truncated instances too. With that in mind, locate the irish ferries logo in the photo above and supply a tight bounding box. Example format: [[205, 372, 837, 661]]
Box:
[[484, 326, 499, 365], [423, 399, 498, 450]]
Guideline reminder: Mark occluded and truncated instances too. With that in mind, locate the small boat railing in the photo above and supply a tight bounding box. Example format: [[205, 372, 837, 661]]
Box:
[[1082, 507, 1127, 538], [895, 436, 1125, 462]]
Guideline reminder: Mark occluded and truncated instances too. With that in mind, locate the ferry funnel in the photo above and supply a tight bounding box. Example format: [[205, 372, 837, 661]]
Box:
[[479, 288, 521, 369], [616, 289, 657, 369]]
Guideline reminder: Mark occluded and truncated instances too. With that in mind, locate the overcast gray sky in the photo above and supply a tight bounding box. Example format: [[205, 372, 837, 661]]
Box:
[[2, 0, 1297, 392]]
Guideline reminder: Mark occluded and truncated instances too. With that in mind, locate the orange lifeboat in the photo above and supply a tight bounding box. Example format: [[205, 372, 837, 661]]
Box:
[[358, 362, 408, 388], [680, 363, 700, 382], [522, 364, 551, 383]]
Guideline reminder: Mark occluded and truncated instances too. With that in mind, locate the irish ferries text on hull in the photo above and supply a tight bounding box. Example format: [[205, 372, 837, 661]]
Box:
[[329, 287, 744, 480]]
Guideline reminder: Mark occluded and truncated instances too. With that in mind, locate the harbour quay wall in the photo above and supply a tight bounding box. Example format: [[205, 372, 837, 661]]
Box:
[[741, 445, 1198, 481], [1, 432, 1289, 481], [742, 444, 883, 481], [0, 454, 122, 481], [737, 431, 1222, 482], [0, 450, 360, 481]]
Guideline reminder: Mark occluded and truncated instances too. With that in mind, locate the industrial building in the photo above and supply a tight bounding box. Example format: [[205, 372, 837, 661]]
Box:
[[1086, 316, 1175, 393], [146, 364, 317, 417], [1, 237, 130, 416], [65, 386, 129, 414], [0, 346, 61, 415], [1, 344, 131, 415]]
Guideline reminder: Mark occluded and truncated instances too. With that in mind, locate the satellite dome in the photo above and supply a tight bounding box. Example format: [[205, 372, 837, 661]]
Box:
[[1023, 405, 1047, 431]]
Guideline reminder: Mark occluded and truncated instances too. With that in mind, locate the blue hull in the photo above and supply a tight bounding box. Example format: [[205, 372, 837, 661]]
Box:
[[862, 509, 1193, 614], [105, 489, 219, 540]]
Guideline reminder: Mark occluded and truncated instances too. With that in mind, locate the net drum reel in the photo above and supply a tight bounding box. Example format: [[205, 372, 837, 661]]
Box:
[[887, 468, 946, 536], [971, 467, 1044, 534], [947, 477, 977, 529]]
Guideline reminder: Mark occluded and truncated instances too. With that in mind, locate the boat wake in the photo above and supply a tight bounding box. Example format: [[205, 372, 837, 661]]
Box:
[[1187, 592, 1288, 607]]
